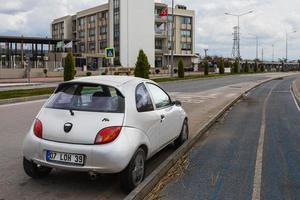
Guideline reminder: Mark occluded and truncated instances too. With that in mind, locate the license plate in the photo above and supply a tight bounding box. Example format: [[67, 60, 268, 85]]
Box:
[[46, 150, 85, 166]]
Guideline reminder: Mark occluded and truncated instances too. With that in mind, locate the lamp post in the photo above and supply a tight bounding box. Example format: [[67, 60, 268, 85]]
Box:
[[286, 30, 297, 61], [225, 11, 254, 72], [170, 0, 175, 77]]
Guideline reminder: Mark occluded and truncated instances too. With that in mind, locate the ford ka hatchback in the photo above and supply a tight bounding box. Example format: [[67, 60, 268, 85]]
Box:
[[22, 76, 188, 192]]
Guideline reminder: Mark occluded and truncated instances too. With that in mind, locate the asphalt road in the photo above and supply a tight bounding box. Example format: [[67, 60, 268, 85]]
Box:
[[0, 74, 291, 200], [160, 75, 300, 200]]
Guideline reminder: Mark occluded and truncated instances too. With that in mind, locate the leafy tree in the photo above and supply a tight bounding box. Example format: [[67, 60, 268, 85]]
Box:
[[244, 61, 250, 73], [219, 58, 225, 74], [204, 59, 209, 76], [64, 51, 75, 81], [178, 59, 185, 78], [134, 50, 150, 79]]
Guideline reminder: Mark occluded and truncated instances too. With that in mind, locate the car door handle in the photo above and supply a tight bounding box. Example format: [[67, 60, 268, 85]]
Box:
[[160, 115, 165, 122]]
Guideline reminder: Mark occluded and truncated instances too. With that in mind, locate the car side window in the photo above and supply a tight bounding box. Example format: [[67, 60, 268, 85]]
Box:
[[146, 83, 172, 109], [136, 83, 154, 112]]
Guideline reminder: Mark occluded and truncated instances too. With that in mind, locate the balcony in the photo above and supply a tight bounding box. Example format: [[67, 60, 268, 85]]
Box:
[[155, 16, 168, 23], [155, 30, 167, 38]]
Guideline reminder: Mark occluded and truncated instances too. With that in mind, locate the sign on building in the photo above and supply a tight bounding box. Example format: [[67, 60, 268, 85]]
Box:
[[105, 48, 115, 59]]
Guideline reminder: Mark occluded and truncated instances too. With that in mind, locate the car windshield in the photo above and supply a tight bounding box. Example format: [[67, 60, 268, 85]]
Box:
[[46, 83, 125, 113]]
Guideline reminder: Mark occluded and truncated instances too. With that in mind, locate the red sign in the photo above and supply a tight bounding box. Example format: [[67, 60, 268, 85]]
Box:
[[160, 8, 168, 17]]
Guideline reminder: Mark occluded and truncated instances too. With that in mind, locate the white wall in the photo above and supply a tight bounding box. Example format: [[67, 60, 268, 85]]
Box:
[[120, 0, 155, 68]]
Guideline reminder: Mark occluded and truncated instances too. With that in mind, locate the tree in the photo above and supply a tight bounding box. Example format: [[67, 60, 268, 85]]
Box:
[[254, 61, 259, 73], [260, 64, 265, 72], [64, 51, 75, 81], [134, 50, 150, 79], [219, 58, 225, 74], [233, 59, 239, 73], [204, 59, 209, 76], [178, 59, 185, 78], [244, 61, 250, 73]]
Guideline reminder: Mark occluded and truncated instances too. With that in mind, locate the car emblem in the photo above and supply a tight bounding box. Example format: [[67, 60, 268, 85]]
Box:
[[64, 123, 73, 133]]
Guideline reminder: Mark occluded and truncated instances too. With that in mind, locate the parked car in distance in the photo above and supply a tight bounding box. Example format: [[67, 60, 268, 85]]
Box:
[[22, 76, 188, 192]]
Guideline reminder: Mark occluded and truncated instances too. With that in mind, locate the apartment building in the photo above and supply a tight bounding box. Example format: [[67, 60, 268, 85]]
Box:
[[51, 0, 195, 69]]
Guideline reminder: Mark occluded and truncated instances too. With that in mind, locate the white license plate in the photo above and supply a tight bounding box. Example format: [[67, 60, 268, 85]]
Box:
[[46, 150, 85, 166]]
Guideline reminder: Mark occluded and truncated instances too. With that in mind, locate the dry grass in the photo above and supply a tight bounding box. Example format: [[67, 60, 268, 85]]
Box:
[[144, 154, 190, 200]]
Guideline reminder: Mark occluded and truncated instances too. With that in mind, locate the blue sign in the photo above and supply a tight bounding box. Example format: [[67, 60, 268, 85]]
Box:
[[105, 48, 115, 59]]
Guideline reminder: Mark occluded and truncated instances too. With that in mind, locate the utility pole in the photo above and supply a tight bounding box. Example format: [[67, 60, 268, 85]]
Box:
[[272, 44, 274, 62], [286, 30, 297, 62], [225, 10, 254, 72], [262, 48, 264, 63], [170, 0, 175, 77], [204, 49, 208, 58]]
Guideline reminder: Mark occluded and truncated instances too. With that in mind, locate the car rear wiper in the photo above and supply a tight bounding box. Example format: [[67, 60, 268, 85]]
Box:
[[69, 109, 75, 116]]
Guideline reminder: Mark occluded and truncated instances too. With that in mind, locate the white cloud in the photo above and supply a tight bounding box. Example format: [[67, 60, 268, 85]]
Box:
[[0, 0, 299, 61]]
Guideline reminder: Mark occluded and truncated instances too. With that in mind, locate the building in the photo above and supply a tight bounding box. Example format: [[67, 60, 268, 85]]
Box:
[[51, 0, 195, 70]]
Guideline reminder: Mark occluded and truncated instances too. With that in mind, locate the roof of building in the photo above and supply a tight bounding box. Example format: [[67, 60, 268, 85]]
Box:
[[0, 36, 72, 44]]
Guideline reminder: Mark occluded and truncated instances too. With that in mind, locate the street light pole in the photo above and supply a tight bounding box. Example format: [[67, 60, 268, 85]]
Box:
[[286, 30, 297, 61], [170, 0, 175, 77]]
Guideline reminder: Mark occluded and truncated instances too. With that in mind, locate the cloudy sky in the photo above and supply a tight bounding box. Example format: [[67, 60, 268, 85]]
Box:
[[0, 0, 299, 61]]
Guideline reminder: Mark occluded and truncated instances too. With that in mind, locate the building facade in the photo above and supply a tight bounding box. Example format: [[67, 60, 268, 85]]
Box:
[[51, 0, 195, 69]]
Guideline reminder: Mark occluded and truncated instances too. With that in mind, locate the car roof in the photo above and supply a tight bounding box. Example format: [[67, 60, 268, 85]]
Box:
[[70, 75, 153, 87]]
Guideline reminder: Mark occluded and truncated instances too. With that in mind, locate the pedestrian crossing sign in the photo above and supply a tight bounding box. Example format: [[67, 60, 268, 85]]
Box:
[[105, 48, 115, 59]]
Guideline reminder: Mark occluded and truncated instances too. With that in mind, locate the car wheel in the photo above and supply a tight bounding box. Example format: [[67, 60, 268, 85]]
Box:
[[120, 148, 146, 193], [174, 119, 189, 148], [23, 157, 52, 179]]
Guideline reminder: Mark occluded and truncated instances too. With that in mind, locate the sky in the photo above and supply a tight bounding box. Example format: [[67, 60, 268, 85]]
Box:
[[0, 0, 299, 61]]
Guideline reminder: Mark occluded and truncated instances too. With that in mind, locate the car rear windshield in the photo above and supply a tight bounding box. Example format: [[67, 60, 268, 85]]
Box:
[[46, 82, 125, 113]]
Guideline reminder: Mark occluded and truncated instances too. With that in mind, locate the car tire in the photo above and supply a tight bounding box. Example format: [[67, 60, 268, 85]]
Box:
[[174, 119, 189, 148], [23, 157, 52, 179], [120, 148, 146, 193]]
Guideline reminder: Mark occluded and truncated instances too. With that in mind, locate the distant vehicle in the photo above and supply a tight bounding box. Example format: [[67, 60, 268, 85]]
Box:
[[22, 76, 188, 192], [53, 67, 64, 72]]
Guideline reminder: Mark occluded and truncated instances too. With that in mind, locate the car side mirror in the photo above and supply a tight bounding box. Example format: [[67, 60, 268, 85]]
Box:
[[173, 100, 182, 106]]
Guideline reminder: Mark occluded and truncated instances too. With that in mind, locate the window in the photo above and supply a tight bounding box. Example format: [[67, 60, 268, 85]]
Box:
[[181, 16, 192, 24], [79, 18, 85, 26], [181, 43, 192, 50], [89, 29, 95, 37], [46, 83, 125, 113], [89, 42, 95, 51], [79, 31, 85, 38], [136, 83, 154, 112], [89, 15, 96, 23], [100, 40, 107, 49], [181, 30, 191, 37], [147, 83, 171, 109], [155, 39, 163, 49], [100, 26, 107, 35]]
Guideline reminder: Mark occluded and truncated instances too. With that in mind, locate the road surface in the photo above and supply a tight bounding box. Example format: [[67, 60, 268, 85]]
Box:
[[159, 75, 300, 200], [0, 73, 293, 200]]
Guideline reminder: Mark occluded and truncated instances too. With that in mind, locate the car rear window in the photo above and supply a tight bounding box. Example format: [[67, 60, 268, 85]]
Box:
[[46, 83, 125, 113]]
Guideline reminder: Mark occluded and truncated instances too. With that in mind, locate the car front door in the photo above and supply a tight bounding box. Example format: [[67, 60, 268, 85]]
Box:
[[146, 83, 181, 148]]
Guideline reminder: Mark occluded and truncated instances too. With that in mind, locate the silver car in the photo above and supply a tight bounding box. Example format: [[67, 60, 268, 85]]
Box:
[[23, 76, 188, 192]]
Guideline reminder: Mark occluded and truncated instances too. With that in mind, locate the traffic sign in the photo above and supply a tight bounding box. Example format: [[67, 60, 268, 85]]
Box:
[[105, 48, 115, 59]]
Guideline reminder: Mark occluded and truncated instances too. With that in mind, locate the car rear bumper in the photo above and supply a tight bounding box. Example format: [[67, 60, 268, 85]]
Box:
[[23, 128, 139, 174]]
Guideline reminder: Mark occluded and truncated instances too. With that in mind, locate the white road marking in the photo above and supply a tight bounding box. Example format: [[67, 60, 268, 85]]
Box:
[[251, 83, 278, 200], [290, 85, 300, 112], [0, 99, 46, 108]]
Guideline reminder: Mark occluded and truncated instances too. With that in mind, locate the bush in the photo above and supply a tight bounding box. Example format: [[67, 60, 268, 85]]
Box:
[[244, 61, 250, 73], [155, 69, 160, 74], [219, 58, 225, 74], [134, 50, 150, 79], [43, 69, 48, 77], [233, 59, 239, 73], [86, 72, 92, 76], [260, 64, 265, 72], [204, 60, 209, 76], [178, 59, 185, 78], [254, 61, 258, 73], [174, 69, 178, 74], [64, 51, 75, 81]]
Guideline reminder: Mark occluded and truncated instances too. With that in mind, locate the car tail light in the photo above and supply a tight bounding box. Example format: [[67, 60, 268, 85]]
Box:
[[33, 119, 43, 139], [94, 127, 122, 145]]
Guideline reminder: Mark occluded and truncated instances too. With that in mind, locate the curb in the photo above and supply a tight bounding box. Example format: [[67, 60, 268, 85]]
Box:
[[292, 80, 300, 104], [124, 75, 292, 200], [0, 95, 50, 105]]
